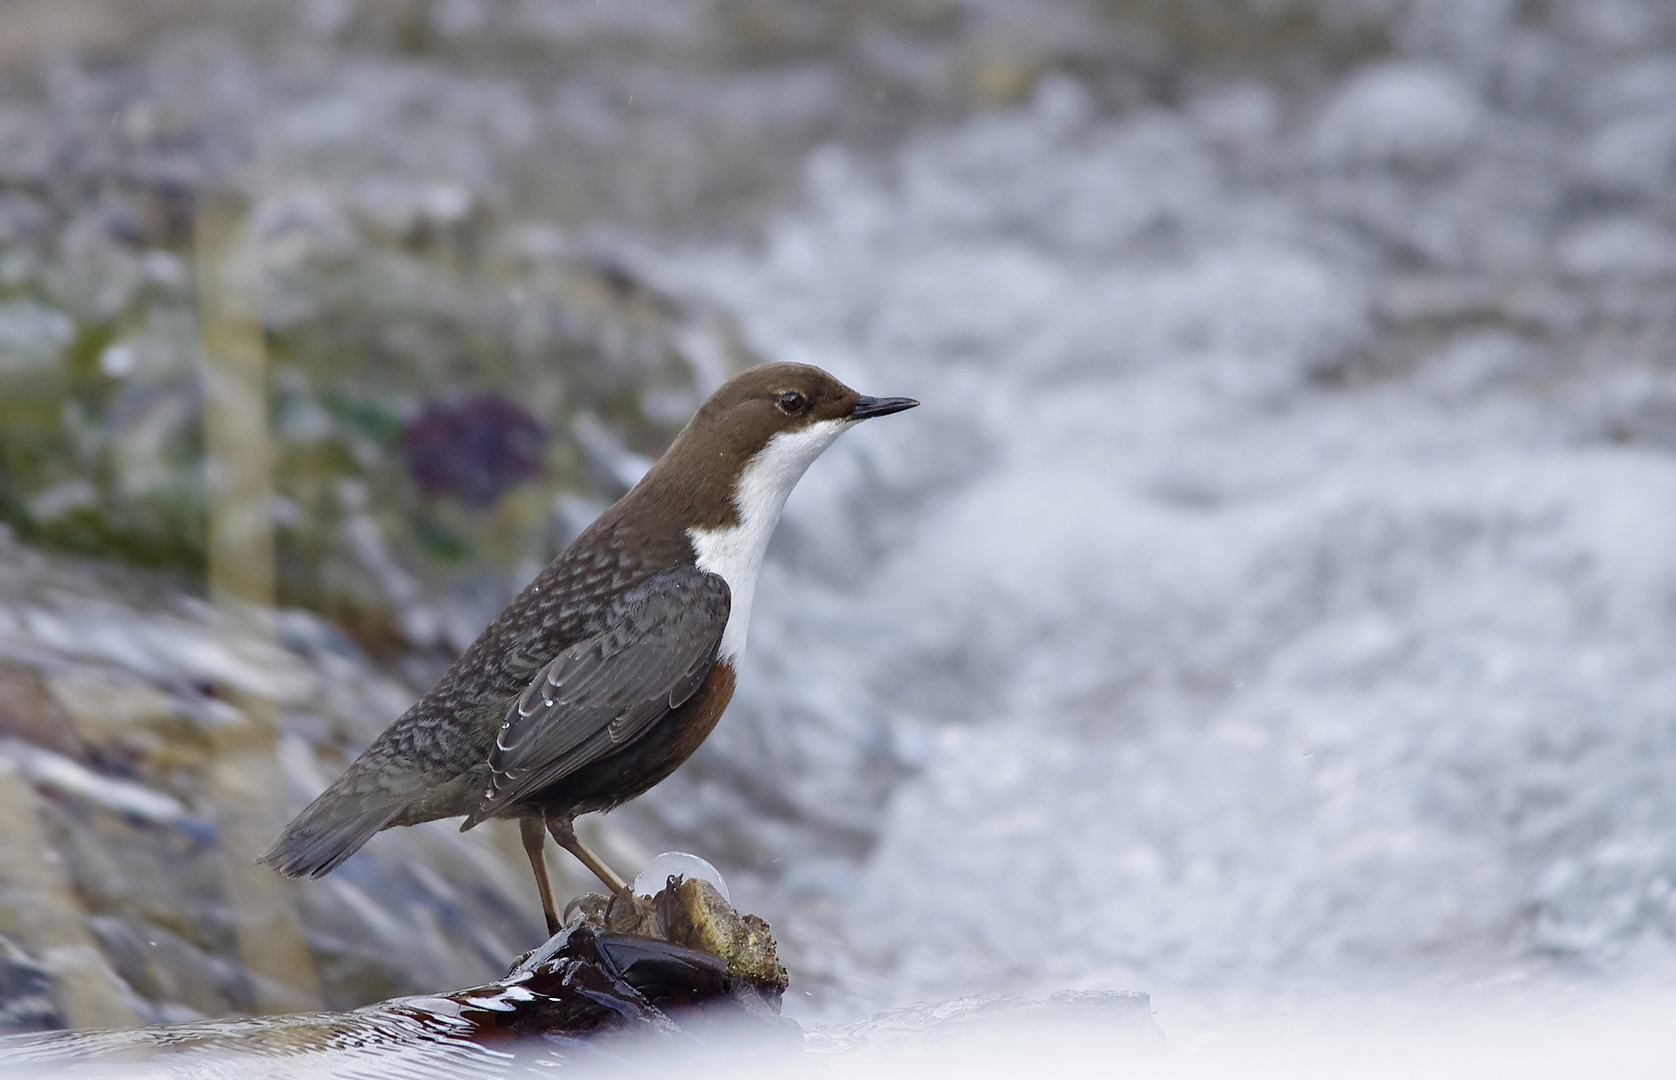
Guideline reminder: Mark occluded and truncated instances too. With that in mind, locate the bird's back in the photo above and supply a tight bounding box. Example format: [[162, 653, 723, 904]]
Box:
[[260, 501, 689, 878]]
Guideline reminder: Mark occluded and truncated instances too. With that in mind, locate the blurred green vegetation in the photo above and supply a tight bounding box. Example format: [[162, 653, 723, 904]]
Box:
[[0, 0, 1399, 654], [0, 179, 713, 654]]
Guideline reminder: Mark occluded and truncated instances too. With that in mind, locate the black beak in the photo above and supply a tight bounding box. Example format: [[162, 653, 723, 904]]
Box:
[[850, 395, 919, 420]]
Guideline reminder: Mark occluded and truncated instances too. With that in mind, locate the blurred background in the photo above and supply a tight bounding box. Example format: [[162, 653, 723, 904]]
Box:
[[2, 0, 1676, 1039]]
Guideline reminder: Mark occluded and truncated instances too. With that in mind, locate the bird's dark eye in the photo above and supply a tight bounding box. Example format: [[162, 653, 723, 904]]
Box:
[[777, 391, 806, 414]]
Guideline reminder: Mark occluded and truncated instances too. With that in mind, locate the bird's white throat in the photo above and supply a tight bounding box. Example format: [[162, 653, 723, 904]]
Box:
[[688, 419, 849, 660]]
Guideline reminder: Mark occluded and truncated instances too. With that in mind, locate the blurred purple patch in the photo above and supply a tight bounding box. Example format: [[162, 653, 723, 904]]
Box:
[[401, 395, 549, 506]]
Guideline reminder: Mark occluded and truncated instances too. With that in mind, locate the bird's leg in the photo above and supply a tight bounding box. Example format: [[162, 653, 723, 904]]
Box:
[[520, 816, 561, 937], [546, 815, 632, 900]]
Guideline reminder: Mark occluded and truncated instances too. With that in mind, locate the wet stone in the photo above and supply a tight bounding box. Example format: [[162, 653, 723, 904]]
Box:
[[656, 877, 789, 996], [530, 874, 789, 1004], [0, 535, 584, 1028], [0, 877, 798, 1071], [0, 937, 61, 1035]]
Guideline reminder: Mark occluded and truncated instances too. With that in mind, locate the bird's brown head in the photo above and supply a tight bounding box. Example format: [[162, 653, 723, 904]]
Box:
[[682, 362, 914, 460], [632, 362, 917, 533]]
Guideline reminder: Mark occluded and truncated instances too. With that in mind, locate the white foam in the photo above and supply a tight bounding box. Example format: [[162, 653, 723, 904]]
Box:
[[655, 34, 1676, 1018]]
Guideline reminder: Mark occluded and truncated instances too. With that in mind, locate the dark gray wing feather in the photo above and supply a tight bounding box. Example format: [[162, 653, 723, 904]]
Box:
[[477, 567, 729, 815]]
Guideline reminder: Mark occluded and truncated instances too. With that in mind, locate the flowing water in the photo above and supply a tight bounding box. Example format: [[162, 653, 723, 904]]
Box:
[[642, 3, 1676, 1024]]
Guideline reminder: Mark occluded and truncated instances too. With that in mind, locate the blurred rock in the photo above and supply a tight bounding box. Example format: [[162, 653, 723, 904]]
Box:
[[0, 529, 643, 1027], [0, 938, 60, 1035]]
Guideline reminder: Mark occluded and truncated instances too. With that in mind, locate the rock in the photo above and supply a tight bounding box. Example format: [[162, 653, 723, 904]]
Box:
[[0, 531, 647, 1027], [0, 878, 799, 1072], [555, 875, 790, 1000], [655, 877, 789, 996]]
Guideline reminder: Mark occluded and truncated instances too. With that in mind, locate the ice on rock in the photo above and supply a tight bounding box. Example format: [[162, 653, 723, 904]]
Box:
[[633, 851, 730, 902]]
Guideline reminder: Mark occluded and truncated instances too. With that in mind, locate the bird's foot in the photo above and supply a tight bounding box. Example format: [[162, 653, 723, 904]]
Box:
[[562, 888, 660, 937]]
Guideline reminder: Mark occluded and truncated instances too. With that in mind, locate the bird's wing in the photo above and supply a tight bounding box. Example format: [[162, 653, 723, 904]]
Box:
[[477, 567, 730, 816]]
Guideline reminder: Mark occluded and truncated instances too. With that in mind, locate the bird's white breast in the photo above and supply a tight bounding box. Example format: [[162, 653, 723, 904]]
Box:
[[688, 419, 849, 660]]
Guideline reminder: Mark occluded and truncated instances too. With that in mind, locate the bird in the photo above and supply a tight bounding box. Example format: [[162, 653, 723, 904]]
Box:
[[260, 363, 918, 937]]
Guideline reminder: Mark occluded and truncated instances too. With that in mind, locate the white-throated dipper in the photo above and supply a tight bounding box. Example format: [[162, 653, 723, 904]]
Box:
[[260, 363, 917, 935]]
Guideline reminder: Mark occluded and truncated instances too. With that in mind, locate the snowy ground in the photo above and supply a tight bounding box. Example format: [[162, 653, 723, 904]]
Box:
[[634, 2, 1676, 1025]]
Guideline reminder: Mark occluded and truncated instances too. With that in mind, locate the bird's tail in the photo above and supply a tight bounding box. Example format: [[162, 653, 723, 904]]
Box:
[[257, 783, 403, 879]]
